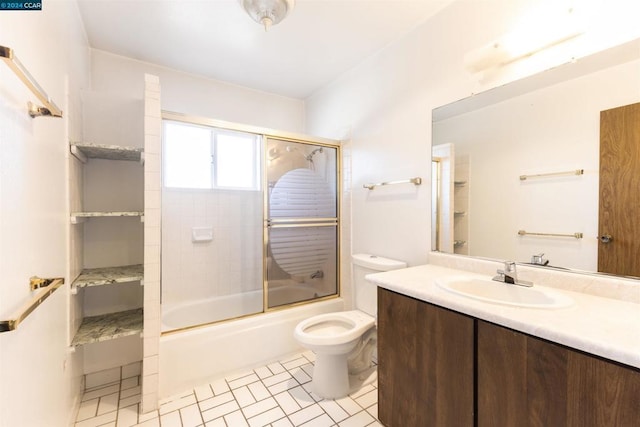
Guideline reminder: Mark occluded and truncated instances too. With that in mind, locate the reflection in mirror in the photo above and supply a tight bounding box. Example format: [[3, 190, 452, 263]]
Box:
[[431, 39, 640, 279]]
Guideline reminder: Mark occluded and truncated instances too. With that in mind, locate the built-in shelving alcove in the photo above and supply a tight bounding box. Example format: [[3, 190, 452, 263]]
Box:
[[70, 138, 144, 349]]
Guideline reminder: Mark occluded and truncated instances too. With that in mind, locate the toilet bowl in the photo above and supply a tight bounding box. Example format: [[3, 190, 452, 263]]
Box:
[[294, 310, 376, 398], [294, 311, 375, 354], [293, 254, 406, 399]]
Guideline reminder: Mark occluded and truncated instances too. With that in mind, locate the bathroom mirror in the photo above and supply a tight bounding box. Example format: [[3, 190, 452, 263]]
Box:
[[431, 38, 640, 279]]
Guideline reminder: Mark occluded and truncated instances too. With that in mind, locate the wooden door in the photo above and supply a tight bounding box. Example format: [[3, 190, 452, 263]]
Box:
[[377, 288, 474, 427], [598, 102, 640, 276]]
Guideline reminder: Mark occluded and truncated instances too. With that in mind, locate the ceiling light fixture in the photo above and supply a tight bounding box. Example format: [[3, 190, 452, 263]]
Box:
[[239, 0, 295, 31]]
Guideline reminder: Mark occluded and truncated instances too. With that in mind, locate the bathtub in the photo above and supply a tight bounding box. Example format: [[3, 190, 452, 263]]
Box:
[[162, 285, 326, 331], [159, 288, 343, 398]]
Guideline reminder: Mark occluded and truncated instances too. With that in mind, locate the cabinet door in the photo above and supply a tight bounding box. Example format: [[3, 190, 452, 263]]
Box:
[[377, 288, 474, 427], [478, 320, 640, 427]]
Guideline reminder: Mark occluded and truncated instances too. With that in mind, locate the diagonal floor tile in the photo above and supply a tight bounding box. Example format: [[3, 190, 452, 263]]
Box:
[[76, 352, 380, 427]]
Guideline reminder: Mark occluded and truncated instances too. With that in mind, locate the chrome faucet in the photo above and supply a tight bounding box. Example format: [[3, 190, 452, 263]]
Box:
[[531, 253, 549, 266], [492, 261, 533, 287], [503, 261, 518, 284]]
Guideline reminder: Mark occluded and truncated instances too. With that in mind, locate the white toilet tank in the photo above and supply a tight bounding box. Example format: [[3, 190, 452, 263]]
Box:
[[352, 254, 407, 316]]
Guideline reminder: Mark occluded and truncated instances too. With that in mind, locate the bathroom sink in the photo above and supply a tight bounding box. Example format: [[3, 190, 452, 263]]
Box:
[[435, 277, 573, 309]]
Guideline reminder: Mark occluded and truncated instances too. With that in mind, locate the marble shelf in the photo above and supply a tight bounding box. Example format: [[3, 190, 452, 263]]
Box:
[[72, 308, 143, 347], [70, 142, 143, 163], [72, 264, 143, 289]]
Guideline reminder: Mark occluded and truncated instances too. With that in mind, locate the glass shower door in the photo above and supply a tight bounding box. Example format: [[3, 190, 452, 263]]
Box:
[[266, 138, 339, 308]]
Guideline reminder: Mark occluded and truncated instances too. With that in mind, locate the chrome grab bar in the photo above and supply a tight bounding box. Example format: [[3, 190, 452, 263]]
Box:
[[364, 177, 422, 190], [0, 277, 65, 332], [0, 45, 63, 118]]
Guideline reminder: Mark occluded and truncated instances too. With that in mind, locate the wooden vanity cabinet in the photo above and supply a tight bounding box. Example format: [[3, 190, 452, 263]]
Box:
[[477, 320, 640, 427], [377, 288, 475, 427], [378, 288, 640, 427]]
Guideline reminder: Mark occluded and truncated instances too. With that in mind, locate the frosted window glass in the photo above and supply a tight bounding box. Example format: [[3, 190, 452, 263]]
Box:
[[164, 122, 212, 189], [216, 133, 258, 189], [163, 121, 260, 190]]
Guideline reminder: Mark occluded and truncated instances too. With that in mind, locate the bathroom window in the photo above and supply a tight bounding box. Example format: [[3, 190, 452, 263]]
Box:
[[163, 120, 261, 190]]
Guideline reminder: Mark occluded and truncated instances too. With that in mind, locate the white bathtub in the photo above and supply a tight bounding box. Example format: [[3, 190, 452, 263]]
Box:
[[162, 285, 325, 331], [159, 289, 343, 398]]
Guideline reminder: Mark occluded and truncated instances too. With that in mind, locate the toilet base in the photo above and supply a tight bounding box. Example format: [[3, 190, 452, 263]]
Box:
[[348, 364, 377, 393], [312, 353, 350, 399], [311, 353, 377, 399]]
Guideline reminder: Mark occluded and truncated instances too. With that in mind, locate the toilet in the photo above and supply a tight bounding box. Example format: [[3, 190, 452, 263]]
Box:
[[294, 253, 407, 398]]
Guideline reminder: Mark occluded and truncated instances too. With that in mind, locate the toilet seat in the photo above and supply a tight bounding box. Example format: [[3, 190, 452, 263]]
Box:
[[294, 310, 374, 347]]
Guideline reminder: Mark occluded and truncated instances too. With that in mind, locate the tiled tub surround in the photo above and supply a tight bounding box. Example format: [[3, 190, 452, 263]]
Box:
[[143, 72, 163, 413], [161, 188, 263, 306], [367, 257, 640, 369], [76, 352, 380, 427]]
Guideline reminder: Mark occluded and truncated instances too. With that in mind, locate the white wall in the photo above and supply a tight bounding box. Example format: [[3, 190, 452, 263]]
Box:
[[305, 0, 640, 273], [0, 2, 90, 426], [90, 50, 305, 133]]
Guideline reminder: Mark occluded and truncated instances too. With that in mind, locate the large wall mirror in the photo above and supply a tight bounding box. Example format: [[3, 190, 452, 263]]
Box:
[[432, 38, 640, 279]]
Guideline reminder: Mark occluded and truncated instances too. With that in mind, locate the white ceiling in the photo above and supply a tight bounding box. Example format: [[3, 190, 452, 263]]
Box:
[[77, 0, 452, 99]]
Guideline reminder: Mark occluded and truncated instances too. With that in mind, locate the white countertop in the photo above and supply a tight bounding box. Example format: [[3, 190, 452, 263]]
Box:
[[367, 264, 640, 369]]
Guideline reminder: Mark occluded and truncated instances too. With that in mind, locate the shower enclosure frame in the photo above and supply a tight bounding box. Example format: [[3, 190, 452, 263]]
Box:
[[160, 111, 342, 333]]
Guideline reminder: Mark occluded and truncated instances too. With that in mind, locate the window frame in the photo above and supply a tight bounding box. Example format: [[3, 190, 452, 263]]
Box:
[[212, 128, 261, 191], [162, 120, 261, 191]]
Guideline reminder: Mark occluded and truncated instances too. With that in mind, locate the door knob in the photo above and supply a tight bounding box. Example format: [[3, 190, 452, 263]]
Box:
[[599, 234, 613, 243]]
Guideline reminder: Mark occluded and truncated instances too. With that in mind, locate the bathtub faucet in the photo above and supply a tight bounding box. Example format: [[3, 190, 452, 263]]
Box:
[[310, 270, 324, 279]]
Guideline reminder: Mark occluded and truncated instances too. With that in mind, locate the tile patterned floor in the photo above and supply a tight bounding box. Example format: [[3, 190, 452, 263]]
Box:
[[75, 351, 381, 427]]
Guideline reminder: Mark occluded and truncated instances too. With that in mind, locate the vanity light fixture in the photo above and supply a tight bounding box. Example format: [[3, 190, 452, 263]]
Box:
[[238, 0, 295, 31], [464, 7, 587, 73]]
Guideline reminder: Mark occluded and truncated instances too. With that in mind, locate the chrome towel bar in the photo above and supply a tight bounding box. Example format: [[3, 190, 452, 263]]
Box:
[[0, 277, 65, 332], [0, 45, 63, 118], [518, 230, 583, 239], [519, 169, 583, 181], [364, 177, 422, 190]]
